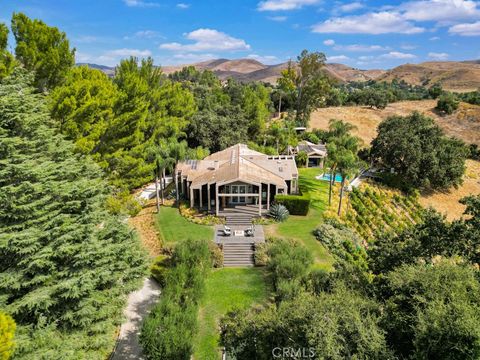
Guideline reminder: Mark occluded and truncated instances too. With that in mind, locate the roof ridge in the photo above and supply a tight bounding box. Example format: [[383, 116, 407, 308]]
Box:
[[240, 156, 286, 183]]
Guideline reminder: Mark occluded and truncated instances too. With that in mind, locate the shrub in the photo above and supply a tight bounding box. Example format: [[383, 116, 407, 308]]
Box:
[[105, 190, 143, 216], [436, 93, 459, 114], [295, 150, 308, 167], [254, 243, 269, 266], [275, 194, 310, 215], [208, 242, 224, 268], [150, 255, 171, 287], [141, 239, 211, 360], [268, 203, 290, 222], [0, 311, 15, 360]]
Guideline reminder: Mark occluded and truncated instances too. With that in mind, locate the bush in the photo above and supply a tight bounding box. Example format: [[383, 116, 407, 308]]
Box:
[[0, 311, 15, 360], [268, 203, 290, 222], [275, 194, 310, 215], [105, 190, 143, 216], [436, 93, 459, 114], [141, 239, 211, 360], [295, 150, 308, 167], [254, 243, 269, 266], [208, 242, 224, 268], [150, 255, 171, 287]]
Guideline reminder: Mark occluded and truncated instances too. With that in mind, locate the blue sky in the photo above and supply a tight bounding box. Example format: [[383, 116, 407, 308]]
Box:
[[1, 0, 480, 69]]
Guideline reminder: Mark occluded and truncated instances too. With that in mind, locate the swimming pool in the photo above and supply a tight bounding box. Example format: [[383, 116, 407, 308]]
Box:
[[316, 173, 343, 183]]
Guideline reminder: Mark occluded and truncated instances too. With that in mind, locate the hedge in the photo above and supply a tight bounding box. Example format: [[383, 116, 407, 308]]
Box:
[[274, 194, 311, 215]]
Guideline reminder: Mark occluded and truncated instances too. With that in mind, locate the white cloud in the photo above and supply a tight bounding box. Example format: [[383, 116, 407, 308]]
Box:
[[160, 29, 250, 52], [123, 0, 160, 8], [334, 44, 389, 52], [428, 52, 449, 60], [125, 30, 163, 40], [312, 11, 424, 34], [176, 3, 190, 9], [105, 48, 152, 57], [380, 51, 417, 59], [268, 16, 288, 21], [247, 54, 280, 64], [327, 54, 350, 62], [323, 39, 335, 46], [338, 2, 364, 12], [257, 0, 320, 11], [400, 0, 480, 22], [430, 36, 441, 40], [449, 21, 480, 35]]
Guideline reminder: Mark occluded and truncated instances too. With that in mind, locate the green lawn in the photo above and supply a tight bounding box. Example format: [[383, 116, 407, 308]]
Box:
[[194, 268, 269, 360], [156, 206, 214, 244], [266, 168, 335, 269]]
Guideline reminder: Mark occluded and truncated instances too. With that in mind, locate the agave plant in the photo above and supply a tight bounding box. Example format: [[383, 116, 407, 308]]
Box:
[[268, 203, 289, 222]]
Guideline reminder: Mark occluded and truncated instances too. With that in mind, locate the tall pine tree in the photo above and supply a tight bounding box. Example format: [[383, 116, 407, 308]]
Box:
[[0, 70, 146, 359]]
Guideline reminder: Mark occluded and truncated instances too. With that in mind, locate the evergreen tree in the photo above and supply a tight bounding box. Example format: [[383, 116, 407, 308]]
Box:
[[0, 70, 146, 358], [11, 13, 75, 91], [0, 23, 16, 80]]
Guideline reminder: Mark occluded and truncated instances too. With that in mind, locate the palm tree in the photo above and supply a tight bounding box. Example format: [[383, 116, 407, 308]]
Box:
[[169, 139, 188, 204], [336, 149, 360, 216]]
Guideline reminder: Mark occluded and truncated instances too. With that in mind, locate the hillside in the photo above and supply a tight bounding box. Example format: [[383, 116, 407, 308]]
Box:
[[378, 61, 480, 91], [310, 100, 480, 220], [79, 59, 480, 89]]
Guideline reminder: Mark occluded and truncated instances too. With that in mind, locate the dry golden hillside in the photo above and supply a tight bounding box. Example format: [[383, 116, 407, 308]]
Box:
[[378, 61, 480, 92], [310, 100, 480, 220], [310, 100, 480, 146]]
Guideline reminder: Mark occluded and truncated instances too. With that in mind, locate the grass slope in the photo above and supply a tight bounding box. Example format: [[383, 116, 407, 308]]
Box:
[[156, 206, 214, 244], [194, 268, 269, 360], [266, 168, 334, 269]]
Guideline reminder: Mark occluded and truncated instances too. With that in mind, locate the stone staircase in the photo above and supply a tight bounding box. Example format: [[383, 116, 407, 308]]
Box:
[[222, 242, 255, 267]]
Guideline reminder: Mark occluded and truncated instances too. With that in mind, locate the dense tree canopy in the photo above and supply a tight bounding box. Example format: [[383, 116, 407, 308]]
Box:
[[371, 112, 467, 190], [0, 24, 15, 81], [0, 71, 146, 358], [11, 13, 75, 91]]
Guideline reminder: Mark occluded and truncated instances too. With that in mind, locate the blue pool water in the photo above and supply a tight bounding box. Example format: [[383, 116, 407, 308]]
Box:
[[318, 173, 343, 183]]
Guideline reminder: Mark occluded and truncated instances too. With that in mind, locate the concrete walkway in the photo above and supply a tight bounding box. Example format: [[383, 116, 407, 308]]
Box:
[[137, 177, 172, 201], [111, 277, 161, 360]]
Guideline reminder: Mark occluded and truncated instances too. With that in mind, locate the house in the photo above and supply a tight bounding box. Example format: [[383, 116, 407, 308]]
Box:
[[175, 144, 299, 216], [290, 141, 327, 168]]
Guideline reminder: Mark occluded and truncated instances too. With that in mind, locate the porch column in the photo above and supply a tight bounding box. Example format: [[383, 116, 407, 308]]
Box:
[[306, 155, 309, 168], [267, 183, 270, 210], [190, 187, 194, 208], [258, 184, 262, 216], [199, 185, 203, 209], [215, 184, 219, 216], [182, 175, 186, 195], [207, 183, 211, 212]]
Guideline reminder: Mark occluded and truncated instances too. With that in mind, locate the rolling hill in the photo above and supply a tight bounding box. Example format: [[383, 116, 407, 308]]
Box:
[[78, 58, 480, 90]]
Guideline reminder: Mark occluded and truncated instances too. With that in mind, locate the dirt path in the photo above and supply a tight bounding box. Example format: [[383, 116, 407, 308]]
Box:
[[112, 278, 161, 360]]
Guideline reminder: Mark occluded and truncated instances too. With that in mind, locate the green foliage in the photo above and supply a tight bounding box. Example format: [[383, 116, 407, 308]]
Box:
[[50, 57, 196, 190], [295, 150, 308, 167], [150, 255, 171, 287], [268, 203, 290, 222], [368, 198, 480, 273], [458, 89, 480, 105], [0, 311, 15, 360], [11, 13, 75, 91], [140, 239, 211, 360], [266, 238, 313, 294], [382, 259, 480, 359], [254, 243, 269, 266], [436, 92, 459, 114], [274, 193, 310, 215], [105, 189, 143, 216], [221, 288, 390, 360], [0, 71, 146, 359], [208, 242, 224, 268], [277, 51, 332, 126], [0, 23, 16, 80], [371, 111, 468, 190], [313, 220, 368, 271]]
